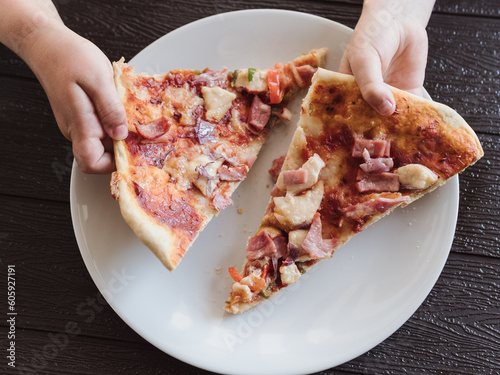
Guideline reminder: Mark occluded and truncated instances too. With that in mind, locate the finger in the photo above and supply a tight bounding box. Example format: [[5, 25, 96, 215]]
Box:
[[348, 49, 396, 116], [72, 135, 115, 174], [80, 63, 128, 141], [338, 52, 353, 75]]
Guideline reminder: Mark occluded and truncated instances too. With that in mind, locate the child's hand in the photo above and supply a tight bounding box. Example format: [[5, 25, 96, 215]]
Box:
[[27, 25, 128, 173], [339, 0, 434, 115]]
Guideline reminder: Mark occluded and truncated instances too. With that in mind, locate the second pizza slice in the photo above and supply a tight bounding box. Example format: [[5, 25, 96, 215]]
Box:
[[225, 68, 483, 314]]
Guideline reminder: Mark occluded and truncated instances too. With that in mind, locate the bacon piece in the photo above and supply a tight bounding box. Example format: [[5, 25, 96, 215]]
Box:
[[248, 95, 271, 132], [134, 117, 170, 139], [212, 193, 233, 211], [356, 171, 400, 192], [272, 235, 288, 259], [352, 137, 391, 158], [294, 65, 317, 88], [217, 164, 249, 182], [246, 230, 277, 261], [282, 169, 309, 186], [190, 70, 228, 87], [343, 195, 411, 221], [359, 158, 394, 174], [268, 155, 286, 182], [300, 213, 339, 259]]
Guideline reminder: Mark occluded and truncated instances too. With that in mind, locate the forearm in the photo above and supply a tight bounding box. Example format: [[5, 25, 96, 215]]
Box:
[[0, 0, 64, 62]]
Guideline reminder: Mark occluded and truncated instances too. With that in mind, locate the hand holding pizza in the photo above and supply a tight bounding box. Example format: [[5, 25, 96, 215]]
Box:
[[0, 0, 128, 174], [339, 0, 436, 116]]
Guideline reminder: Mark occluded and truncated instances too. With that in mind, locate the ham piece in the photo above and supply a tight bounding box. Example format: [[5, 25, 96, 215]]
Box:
[[282, 169, 309, 186], [217, 164, 248, 182], [248, 95, 271, 132], [359, 157, 394, 173], [343, 195, 411, 221], [300, 213, 339, 259], [246, 231, 277, 261], [134, 117, 170, 139], [268, 155, 286, 182], [356, 171, 400, 192], [352, 137, 391, 158], [212, 193, 233, 211]]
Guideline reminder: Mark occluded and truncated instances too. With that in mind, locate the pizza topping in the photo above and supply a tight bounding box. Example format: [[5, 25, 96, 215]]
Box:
[[352, 137, 391, 158], [273, 107, 293, 122], [134, 117, 170, 140], [248, 95, 272, 132], [280, 154, 325, 194], [246, 230, 277, 261], [268, 155, 286, 182], [359, 149, 394, 173], [217, 164, 249, 182], [273, 181, 324, 229], [267, 68, 284, 104], [190, 70, 228, 88], [293, 65, 318, 88], [282, 169, 309, 186], [239, 270, 267, 292], [233, 68, 268, 93], [228, 266, 243, 283], [201, 86, 236, 122], [356, 171, 400, 193], [212, 192, 233, 211], [279, 263, 301, 285], [229, 282, 253, 304], [343, 195, 410, 222], [162, 86, 204, 126], [110, 172, 121, 200], [194, 119, 217, 145], [395, 164, 439, 190], [194, 159, 224, 197], [300, 213, 339, 259]]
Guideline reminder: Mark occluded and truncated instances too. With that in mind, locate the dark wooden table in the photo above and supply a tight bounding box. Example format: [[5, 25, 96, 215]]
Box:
[[1, 1, 499, 374]]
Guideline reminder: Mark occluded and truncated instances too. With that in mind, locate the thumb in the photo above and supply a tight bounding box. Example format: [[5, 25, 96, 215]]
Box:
[[348, 50, 396, 116]]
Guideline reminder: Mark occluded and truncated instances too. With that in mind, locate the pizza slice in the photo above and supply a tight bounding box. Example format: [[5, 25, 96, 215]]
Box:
[[225, 68, 484, 314], [109, 48, 327, 271]]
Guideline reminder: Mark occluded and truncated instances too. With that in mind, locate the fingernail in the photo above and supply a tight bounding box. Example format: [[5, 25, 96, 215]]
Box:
[[114, 125, 128, 140], [378, 99, 395, 116]]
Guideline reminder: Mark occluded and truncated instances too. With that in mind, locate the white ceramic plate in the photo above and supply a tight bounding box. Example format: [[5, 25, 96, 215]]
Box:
[[70, 9, 459, 375]]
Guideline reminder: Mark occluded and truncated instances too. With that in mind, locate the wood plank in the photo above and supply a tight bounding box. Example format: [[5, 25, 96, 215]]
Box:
[[433, 0, 500, 18], [4, 252, 499, 374], [0, 195, 144, 344], [425, 14, 500, 135], [10, 328, 211, 375], [0, 76, 73, 202], [454, 134, 500, 258]]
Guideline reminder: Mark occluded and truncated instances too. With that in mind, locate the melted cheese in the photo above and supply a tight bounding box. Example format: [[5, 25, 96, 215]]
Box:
[[280, 263, 301, 285], [233, 68, 268, 92], [273, 181, 324, 229], [162, 86, 203, 126], [201, 86, 236, 121], [192, 158, 224, 197], [396, 164, 439, 190], [163, 153, 214, 191], [278, 153, 325, 194]]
